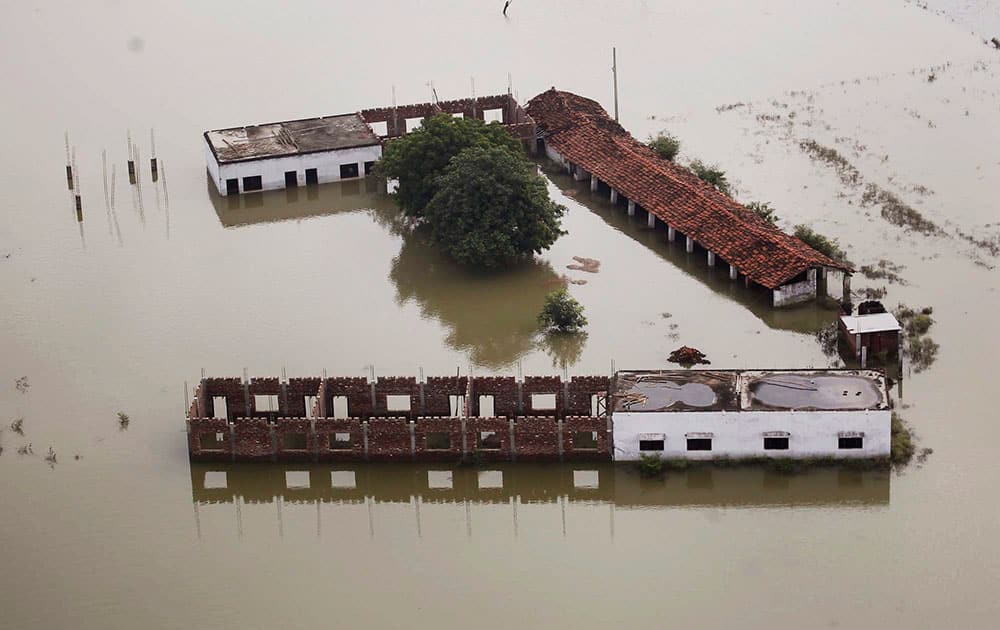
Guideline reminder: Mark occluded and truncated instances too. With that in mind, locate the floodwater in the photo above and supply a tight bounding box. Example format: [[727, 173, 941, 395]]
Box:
[[2, 0, 999, 627]]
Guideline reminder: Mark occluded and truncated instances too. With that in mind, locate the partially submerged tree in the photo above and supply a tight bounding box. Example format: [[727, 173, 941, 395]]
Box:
[[378, 114, 522, 216], [689, 160, 731, 195], [424, 146, 566, 268], [646, 132, 681, 161], [793, 225, 849, 264], [745, 201, 779, 225], [538, 289, 588, 332]]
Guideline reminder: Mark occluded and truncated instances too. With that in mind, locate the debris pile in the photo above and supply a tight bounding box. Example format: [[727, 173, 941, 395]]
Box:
[[567, 256, 601, 273], [668, 346, 710, 365]]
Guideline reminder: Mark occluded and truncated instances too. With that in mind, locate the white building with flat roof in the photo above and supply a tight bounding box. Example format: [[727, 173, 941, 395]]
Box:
[[611, 369, 891, 461], [204, 113, 382, 196]]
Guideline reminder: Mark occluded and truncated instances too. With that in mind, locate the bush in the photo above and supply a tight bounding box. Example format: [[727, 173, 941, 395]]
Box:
[[646, 132, 681, 161], [423, 146, 566, 268], [538, 289, 588, 332], [689, 160, 731, 195], [891, 412, 915, 466], [906, 313, 933, 336], [793, 224, 849, 264], [746, 201, 779, 225], [638, 453, 666, 477]]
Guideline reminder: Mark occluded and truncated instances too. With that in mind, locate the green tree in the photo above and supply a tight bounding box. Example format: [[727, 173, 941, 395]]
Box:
[[646, 132, 681, 161], [538, 289, 588, 332], [378, 114, 522, 216], [746, 201, 779, 225], [424, 146, 566, 268], [689, 159, 731, 195], [793, 224, 849, 264]]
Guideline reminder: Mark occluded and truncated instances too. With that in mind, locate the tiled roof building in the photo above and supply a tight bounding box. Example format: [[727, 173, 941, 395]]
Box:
[[527, 89, 852, 302]]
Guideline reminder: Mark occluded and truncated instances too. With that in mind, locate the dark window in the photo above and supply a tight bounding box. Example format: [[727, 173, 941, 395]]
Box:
[[305, 168, 318, 185], [574, 431, 598, 450], [330, 432, 351, 450], [639, 439, 664, 451], [764, 437, 789, 450], [339, 163, 360, 179], [687, 438, 712, 451], [426, 432, 451, 450], [199, 432, 224, 450], [478, 431, 501, 450], [225, 178, 239, 195], [364, 161, 375, 175], [839, 437, 864, 449], [242, 175, 262, 191], [284, 433, 308, 450], [284, 171, 298, 187]]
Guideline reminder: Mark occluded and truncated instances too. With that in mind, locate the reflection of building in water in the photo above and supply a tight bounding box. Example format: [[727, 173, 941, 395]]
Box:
[[189, 462, 889, 539]]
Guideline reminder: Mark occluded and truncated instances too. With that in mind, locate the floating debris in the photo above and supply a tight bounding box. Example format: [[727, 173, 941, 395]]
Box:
[[10, 418, 24, 435], [117, 411, 130, 430], [566, 256, 601, 273], [15, 376, 29, 393], [44, 447, 57, 466], [17, 443, 33, 456], [668, 346, 711, 365]]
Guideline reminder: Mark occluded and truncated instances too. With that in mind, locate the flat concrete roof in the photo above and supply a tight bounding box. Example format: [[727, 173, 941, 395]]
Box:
[[613, 369, 889, 413], [613, 371, 740, 412], [840, 313, 901, 335], [205, 113, 380, 164]]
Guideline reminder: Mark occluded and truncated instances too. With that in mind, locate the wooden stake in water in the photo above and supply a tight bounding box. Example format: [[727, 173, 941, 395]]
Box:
[[65, 132, 74, 190], [150, 128, 158, 182], [101, 149, 109, 208], [127, 131, 136, 185]]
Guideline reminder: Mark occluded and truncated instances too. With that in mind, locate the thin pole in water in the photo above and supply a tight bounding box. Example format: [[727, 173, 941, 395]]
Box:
[[612, 47, 619, 123]]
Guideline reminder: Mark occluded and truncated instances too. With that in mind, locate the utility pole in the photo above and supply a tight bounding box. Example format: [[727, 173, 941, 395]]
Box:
[[612, 47, 620, 122]]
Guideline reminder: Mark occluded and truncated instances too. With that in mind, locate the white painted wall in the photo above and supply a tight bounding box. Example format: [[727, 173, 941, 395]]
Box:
[[773, 269, 818, 307], [612, 409, 890, 461], [208, 144, 382, 196]]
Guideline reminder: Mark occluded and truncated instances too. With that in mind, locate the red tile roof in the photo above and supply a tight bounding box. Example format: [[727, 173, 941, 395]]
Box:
[[527, 89, 852, 289]]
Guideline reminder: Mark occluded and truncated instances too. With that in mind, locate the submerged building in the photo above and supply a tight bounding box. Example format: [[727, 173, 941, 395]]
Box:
[[187, 369, 890, 463], [526, 88, 854, 307], [204, 94, 535, 196]]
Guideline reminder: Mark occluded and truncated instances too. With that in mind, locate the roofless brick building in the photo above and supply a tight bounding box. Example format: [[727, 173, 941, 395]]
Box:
[[527, 89, 854, 307]]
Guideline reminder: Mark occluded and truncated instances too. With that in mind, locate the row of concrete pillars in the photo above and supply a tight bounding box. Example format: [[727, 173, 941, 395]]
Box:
[[574, 164, 741, 282]]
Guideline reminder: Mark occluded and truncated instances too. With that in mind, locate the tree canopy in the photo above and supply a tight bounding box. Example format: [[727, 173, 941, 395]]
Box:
[[646, 132, 681, 161], [689, 159, 731, 195], [423, 146, 566, 268], [379, 114, 522, 216], [538, 289, 588, 332]]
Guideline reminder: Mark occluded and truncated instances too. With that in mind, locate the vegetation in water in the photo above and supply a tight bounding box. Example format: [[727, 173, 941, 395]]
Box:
[[638, 453, 666, 478], [422, 146, 566, 268], [539, 329, 587, 368], [891, 412, 915, 467], [859, 260, 907, 284], [798, 139, 861, 186], [895, 304, 938, 372], [10, 417, 24, 436], [15, 376, 29, 393], [861, 183, 939, 234], [745, 201, 779, 225], [378, 113, 522, 217], [688, 160, 731, 195], [793, 224, 850, 264], [538, 289, 588, 332], [44, 447, 57, 466], [117, 411, 130, 430], [646, 132, 681, 161]]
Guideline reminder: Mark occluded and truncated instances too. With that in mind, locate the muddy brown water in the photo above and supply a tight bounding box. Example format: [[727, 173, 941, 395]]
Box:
[[2, 1, 1000, 628]]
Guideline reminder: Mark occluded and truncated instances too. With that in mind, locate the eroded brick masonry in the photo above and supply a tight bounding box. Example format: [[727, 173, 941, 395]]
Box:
[[188, 372, 611, 463]]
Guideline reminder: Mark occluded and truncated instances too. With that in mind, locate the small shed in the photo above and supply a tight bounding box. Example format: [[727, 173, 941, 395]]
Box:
[[839, 312, 901, 360]]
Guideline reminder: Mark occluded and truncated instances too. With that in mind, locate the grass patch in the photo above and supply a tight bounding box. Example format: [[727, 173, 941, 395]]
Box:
[[799, 139, 861, 187], [861, 184, 939, 234]]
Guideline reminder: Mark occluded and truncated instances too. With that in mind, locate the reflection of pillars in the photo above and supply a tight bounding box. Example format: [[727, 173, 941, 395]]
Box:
[[511, 496, 518, 538], [465, 500, 472, 538], [414, 495, 422, 539], [590, 175, 598, 192], [193, 501, 202, 540], [729, 264, 738, 281], [647, 213, 655, 228], [686, 236, 694, 253], [460, 417, 468, 462], [707, 251, 716, 267], [235, 495, 244, 539], [276, 495, 284, 539], [610, 188, 618, 204], [609, 503, 615, 540], [667, 226, 676, 241], [560, 495, 567, 537], [509, 418, 517, 463], [316, 500, 321, 538], [557, 419, 564, 463], [367, 496, 375, 538], [627, 200, 635, 216]]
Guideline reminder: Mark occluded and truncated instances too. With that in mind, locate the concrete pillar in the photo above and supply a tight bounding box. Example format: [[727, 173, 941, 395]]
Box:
[[667, 226, 676, 241], [590, 174, 598, 192], [707, 251, 716, 267], [647, 213, 655, 228], [729, 264, 738, 280], [686, 236, 694, 253], [557, 419, 564, 463], [843, 273, 852, 300], [610, 188, 618, 204], [508, 418, 517, 463], [627, 200, 635, 216], [408, 421, 416, 460]]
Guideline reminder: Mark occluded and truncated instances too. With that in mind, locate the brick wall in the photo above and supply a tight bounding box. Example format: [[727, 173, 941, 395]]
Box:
[[231, 418, 273, 461], [470, 376, 519, 417], [414, 417, 463, 462], [514, 416, 560, 461], [566, 376, 610, 416], [314, 418, 364, 462], [373, 376, 420, 417], [523, 376, 564, 416], [274, 418, 312, 462], [188, 418, 231, 462], [366, 417, 410, 461], [424, 376, 467, 417]]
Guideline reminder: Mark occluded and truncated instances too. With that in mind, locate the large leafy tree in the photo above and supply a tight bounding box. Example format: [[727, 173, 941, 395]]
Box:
[[423, 146, 566, 268], [379, 114, 522, 216]]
